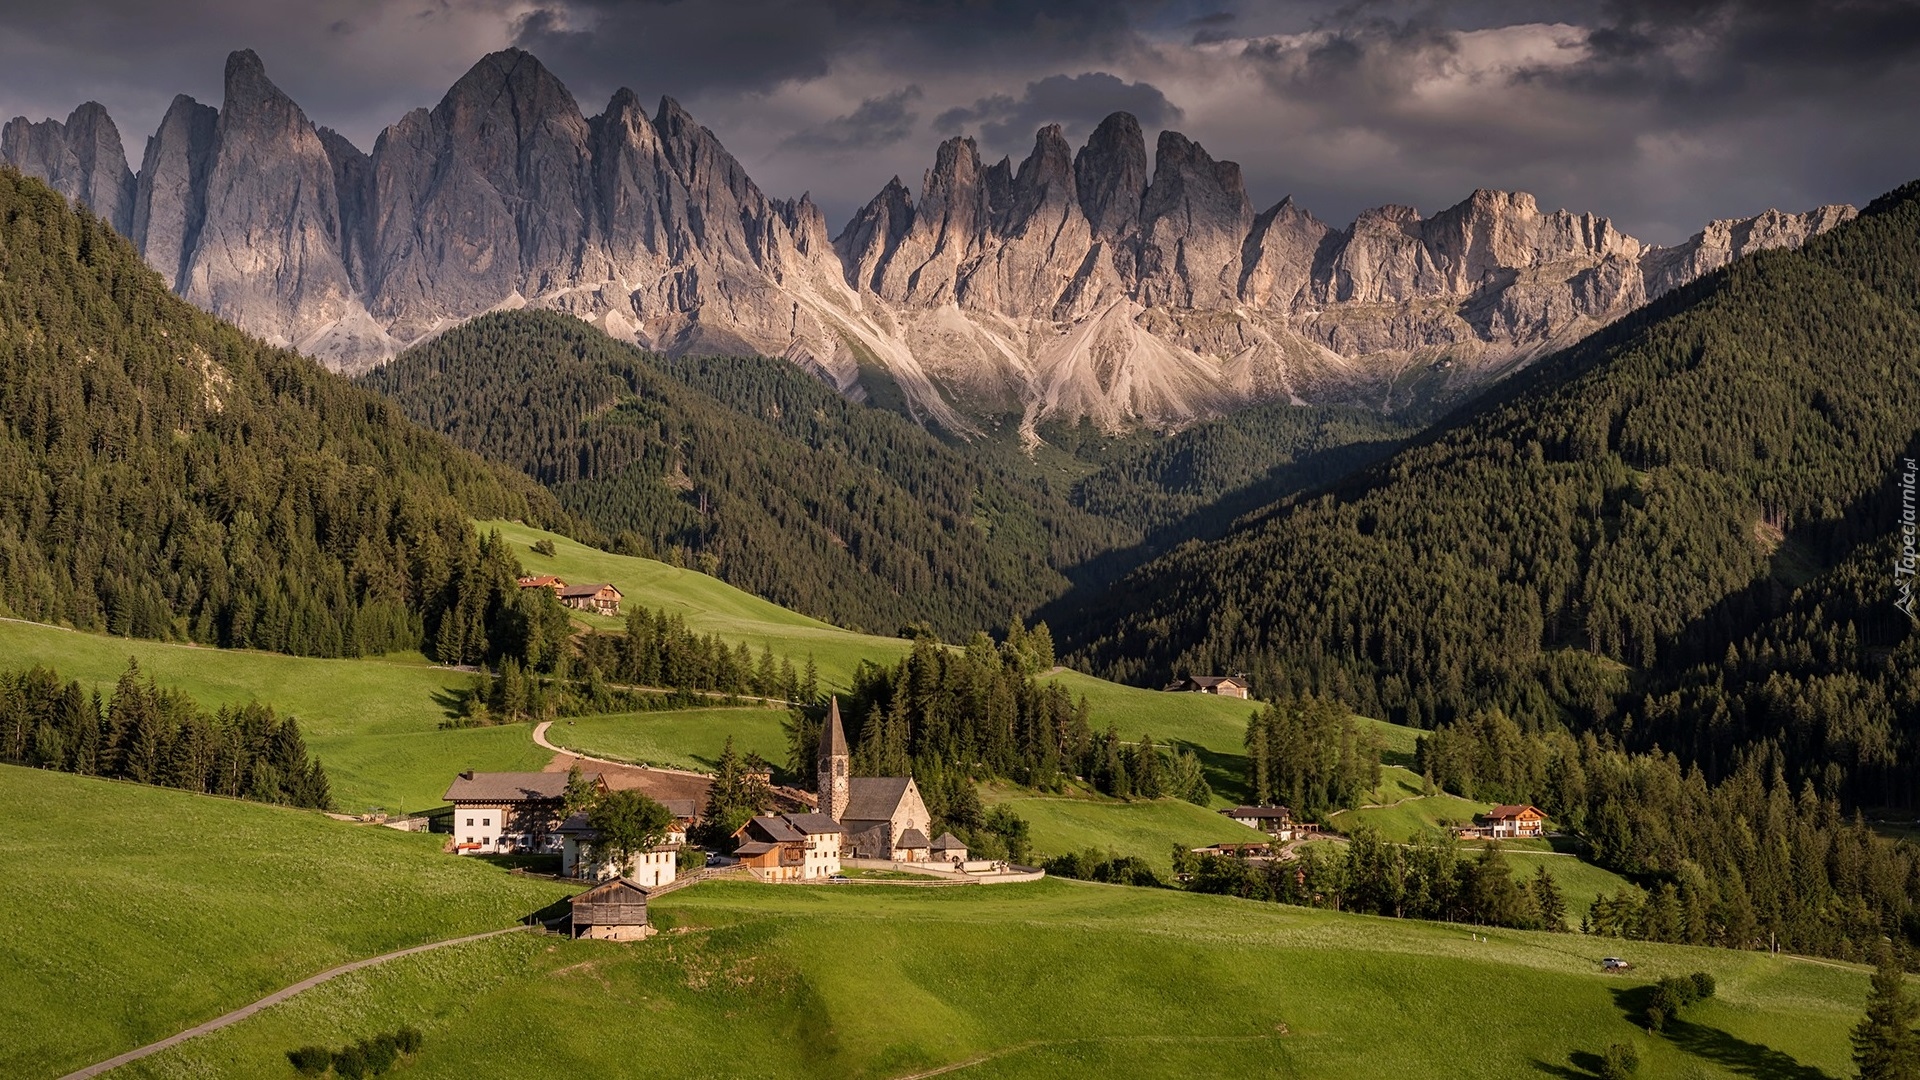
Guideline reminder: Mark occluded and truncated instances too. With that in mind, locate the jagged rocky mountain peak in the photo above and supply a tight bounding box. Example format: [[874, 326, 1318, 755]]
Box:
[[1, 48, 1860, 431]]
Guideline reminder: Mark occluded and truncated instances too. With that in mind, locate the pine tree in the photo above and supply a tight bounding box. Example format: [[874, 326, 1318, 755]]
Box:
[[1854, 945, 1920, 1080]]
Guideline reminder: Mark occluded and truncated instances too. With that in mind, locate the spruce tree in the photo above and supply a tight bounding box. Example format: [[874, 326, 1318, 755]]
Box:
[[1854, 946, 1920, 1080]]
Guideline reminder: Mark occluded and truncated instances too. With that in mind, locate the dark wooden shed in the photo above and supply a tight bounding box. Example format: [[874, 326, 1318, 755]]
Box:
[[570, 877, 652, 941]]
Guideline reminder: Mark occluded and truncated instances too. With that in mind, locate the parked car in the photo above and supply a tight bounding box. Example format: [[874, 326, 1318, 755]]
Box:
[[1602, 957, 1631, 971]]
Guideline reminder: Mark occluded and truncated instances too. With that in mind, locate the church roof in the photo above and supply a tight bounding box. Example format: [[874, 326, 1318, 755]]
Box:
[[896, 827, 930, 849], [842, 776, 914, 824], [929, 832, 966, 851], [819, 697, 848, 760]]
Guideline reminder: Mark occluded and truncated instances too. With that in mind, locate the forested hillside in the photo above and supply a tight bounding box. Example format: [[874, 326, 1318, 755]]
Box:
[[0, 168, 566, 659], [1071, 179, 1920, 809], [363, 311, 1136, 637], [364, 311, 1411, 638]]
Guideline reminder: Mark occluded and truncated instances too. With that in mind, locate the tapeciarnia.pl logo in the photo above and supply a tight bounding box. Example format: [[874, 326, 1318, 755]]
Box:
[[1899, 457, 1918, 621]]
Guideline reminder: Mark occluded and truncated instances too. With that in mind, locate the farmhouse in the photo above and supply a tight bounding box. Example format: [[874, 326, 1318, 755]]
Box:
[[817, 698, 935, 861], [1222, 805, 1294, 836], [555, 811, 681, 887], [516, 575, 565, 592], [1163, 674, 1251, 699], [732, 812, 845, 881], [558, 582, 623, 616], [443, 770, 604, 854], [1486, 804, 1547, 838], [568, 877, 653, 941]]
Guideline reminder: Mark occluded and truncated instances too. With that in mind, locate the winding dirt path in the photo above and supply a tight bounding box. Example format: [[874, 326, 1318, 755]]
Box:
[[57, 926, 533, 1080]]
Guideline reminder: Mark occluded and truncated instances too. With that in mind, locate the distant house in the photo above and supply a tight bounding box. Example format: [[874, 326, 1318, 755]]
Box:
[[1222, 805, 1294, 837], [516, 575, 566, 592], [1485, 804, 1547, 839], [569, 877, 652, 941], [443, 770, 605, 854], [556, 811, 681, 887], [732, 812, 844, 881], [558, 582, 623, 616], [1164, 675, 1251, 700]]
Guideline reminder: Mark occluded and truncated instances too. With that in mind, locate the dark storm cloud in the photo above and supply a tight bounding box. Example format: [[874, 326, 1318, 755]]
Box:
[[1, 0, 1918, 244], [779, 86, 924, 153], [935, 73, 1184, 153], [510, 0, 1143, 105], [1208, 0, 1920, 240]]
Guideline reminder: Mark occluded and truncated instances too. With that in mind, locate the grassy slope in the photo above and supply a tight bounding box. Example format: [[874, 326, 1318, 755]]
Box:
[[982, 782, 1269, 876], [0, 766, 571, 1080], [119, 878, 1874, 1080], [553, 706, 793, 775], [482, 520, 913, 690], [0, 621, 546, 814]]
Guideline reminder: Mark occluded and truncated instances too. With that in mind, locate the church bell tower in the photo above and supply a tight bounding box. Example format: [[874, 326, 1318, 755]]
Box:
[[818, 697, 850, 821]]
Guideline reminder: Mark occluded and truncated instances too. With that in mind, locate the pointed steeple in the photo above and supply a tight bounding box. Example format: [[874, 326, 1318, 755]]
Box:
[[818, 697, 850, 821]]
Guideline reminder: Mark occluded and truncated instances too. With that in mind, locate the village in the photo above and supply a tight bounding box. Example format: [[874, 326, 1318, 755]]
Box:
[[441, 698, 1046, 940], [436, 660, 1553, 941]]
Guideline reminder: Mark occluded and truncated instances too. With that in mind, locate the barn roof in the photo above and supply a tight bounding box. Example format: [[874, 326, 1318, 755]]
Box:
[[842, 777, 914, 824], [557, 582, 619, 598], [444, 771, 598, 803], [662, 799, 700, 820], [575, 877, 651, 903], [733, 841, 777, 857], [1488, 804, 1545, 820]]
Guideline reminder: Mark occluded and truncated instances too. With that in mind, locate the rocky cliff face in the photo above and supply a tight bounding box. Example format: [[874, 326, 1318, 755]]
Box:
[[3, 48, 1858, 437]]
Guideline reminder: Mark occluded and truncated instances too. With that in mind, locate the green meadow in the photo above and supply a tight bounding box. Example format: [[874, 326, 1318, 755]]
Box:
[[0, 766, 571, 1080], [550, 705, 794, 775], [481, 519, 913, 689], [0, 620, 542, 814], [110, 875, 1878, 1080], [982, 783, 1269, 876]]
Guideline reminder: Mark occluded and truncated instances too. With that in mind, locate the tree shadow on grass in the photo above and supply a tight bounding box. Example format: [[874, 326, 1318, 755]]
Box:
[[1530, 1051, 1605, 1077], [1179, 740, 1252, 806], [1609, 987, 1835, 1080]]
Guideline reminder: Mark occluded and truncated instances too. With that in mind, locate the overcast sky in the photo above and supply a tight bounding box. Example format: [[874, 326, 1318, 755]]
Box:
[[3, 0, 1916, 244]]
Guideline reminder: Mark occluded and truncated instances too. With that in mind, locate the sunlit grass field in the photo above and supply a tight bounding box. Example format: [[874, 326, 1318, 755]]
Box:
[[110, 875, 1877, 1080], [0, 766, 571, 1079], [0, 620, 541, 814]]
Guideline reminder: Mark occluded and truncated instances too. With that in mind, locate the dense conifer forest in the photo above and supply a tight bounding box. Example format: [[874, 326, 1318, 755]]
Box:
[[0, 169, 567, 661], [362, 311, 1414, 639], [361, 311, 1131, 637], [0, 661, 331, 809], [1070, 180, 1920, 811]]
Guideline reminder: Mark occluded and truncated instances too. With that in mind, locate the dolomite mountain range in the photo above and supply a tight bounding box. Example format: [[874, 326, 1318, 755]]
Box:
[[3, 48, 1856, 438]]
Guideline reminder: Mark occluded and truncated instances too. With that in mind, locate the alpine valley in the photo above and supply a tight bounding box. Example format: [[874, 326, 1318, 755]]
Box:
[[4, 28, 1920, 1080]]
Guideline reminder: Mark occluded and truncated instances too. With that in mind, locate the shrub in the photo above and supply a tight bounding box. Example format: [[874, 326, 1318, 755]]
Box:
[[1690, 971, 1716, 999], [333, 1045, 369, 1080], [363, 1034, 398, 1074], [287, 1046, 332, 1076], [394, 1026, 424, 1054], [532, 539, 556, 558], [1600, 1042, 1640, 1079]]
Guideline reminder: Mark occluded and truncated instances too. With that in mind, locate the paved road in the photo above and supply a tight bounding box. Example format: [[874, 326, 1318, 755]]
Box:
[[57, 926, 532, 1079]]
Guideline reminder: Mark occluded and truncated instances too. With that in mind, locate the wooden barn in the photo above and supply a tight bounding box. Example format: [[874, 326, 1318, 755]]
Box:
[[570, 878, 653, 941], [558, 582, 623, 616], [1163, 675, 1251, 699]]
